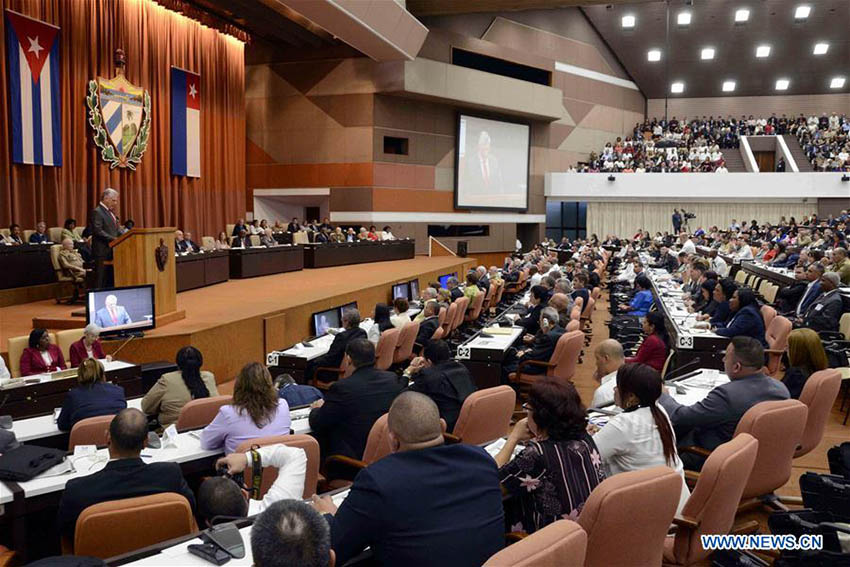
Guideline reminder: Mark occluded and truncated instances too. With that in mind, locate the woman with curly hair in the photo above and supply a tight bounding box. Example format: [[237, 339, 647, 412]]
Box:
[[493, 379, 605, 534], [201, 362, 290, 453]]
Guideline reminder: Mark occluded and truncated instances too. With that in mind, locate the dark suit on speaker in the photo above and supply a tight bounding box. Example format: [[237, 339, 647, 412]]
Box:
[[308, 364, 405, 459], [57, 458, 195, 538], [90, 203, 120, 288]]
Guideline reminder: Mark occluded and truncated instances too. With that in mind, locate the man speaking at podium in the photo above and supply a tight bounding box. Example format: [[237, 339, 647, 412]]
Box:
[[90, 188, 122, 289], [95, 294, 132, 328]]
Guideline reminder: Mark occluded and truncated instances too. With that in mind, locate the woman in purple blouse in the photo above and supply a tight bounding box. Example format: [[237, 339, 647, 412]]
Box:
[[201, 362, 291, 454]]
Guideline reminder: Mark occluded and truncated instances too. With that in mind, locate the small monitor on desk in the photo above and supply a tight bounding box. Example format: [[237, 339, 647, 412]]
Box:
[[312, 308, 341, 336], [408, 279, 420, 301], [438, 273, 457, 289], [392, 283, 409, 300], [337, 302, 357, 320], [86, 285, 155, 337]]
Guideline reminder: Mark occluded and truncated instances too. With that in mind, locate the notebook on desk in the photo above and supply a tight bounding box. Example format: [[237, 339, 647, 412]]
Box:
[[51, 368, 78, 381], [482, 326, 515, 335]]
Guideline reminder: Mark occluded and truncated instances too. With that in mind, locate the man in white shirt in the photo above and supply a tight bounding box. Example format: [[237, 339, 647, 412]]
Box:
[[198, 444, 307, 524], [590, 339, 625, 408], [733, 238, 753, 260], [679, 233, 696, 255], [708, 249, 729, 277]]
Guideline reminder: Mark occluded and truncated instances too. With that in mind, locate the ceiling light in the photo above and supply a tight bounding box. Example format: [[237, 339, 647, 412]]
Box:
[[647, 49, 661, 62], [795, 5, 811, 20], [813, 42, 829, 55], [671, 82, 684, 94], [722, 81, 736, 92], [701, 47, 715, 60], [677, 11, 691, 25], [755, 45, 771, 58], [775, 79, 790, 90], [735, 9, 750, 23], [830, 77, 846, 89], [621, 15, 635, 28]]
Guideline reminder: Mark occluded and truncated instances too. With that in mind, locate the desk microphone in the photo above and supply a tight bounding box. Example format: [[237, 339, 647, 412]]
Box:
[[665, 357, 702, 382]]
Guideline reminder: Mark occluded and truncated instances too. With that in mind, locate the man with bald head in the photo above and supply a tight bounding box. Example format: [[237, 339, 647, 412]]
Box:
[[58, 408, 195, 538], [590, 339, 625, 407], [312, 391, 504, 567], [414, 287, 438, 322], [548, 292, 572, 328]]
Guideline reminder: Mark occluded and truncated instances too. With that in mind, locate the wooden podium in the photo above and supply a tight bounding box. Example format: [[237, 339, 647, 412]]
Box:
[[109, 227, 186, 326]]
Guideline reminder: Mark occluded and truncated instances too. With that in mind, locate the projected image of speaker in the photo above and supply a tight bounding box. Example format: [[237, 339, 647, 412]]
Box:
[[455, 113, 529, 211]]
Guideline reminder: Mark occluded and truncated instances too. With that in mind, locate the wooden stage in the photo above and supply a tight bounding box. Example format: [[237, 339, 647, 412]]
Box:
[[0, 255, 474, 382]]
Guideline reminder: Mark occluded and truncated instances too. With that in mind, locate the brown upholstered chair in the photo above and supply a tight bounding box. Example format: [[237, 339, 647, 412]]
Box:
[[578, 466, 682, 567], [374, 328, 400, 370], [175, 395, 232, 430], [450, 297, 469, 333], [71, 493, 196, 558], [393, 321, 420, 365], [794, 369, 841, 459], [8, 332, 56, 378], [760, 305, 776, 330], [234, 434, 320, 498], [448, 386, 516, 443], [50, 244, 86, 304], [55, 328, 83, 368], [68, 414, 115, 450], [663, 434, 759, 567], [763, 315, 792, 376], [566, 319, 580, 332], [483, 520, 587, 567], [217, 380, 236, 396], [438, 302, 458, 337], [324, 414, 392, 488], [509, 330, 583, 386], [464, 290, 486, 323], [504, 269, 528, 295]]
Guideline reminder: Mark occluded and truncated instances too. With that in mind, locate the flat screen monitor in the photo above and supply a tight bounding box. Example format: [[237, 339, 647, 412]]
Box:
[[408, 279, 420, 301], [312, 308, 341, 336], [392, 283, 409, 300], [86, 285, 156, 336], [455, 113, 529, 211], [438, 273, 457, 289], [337, 302, 358, 321]]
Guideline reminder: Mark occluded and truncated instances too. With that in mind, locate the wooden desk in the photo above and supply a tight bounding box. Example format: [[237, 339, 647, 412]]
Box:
[[0, 361, 142, 420], [229, 246, 303, 279], [176, 251, 229, 292], [302, 240, 415, 269], [0, 245, 56, 289]]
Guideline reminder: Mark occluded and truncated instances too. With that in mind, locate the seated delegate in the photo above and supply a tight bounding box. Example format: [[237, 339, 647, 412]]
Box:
[[404, 340, 477, 432], [592, 363, 690, 514], [305, 308, 366, 384], [502, 307, 565, 382], [57, 409, 195, 539], [391, 297, 411, 328], [625, 311, 669, 373], [276, 373, 323, 407], [659, 337, 789, 470], [713, 288, 767, 346], [201, 362, 291, 454], [142, 346, 218, 429], [252, 501, 334, 567], [366, 303, 393, 344], [494, 380, 605, 533], [782, 328, 830, 399], [57, 358, 127, 432], [311, 391, 505, 567], [69, 324, 110, 367], [20, 328, 66, 376]]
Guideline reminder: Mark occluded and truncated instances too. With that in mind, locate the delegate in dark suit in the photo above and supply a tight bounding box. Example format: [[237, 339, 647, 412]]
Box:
[[802, 290, 843, 332], [57, 382, 127, 432], [516, 303, 545, 335], [408, 361, 476, 431], [415, 315, 440, 349], [502, 325, 565, 382], [305, 326, 367, 383], [231, 235, 252, 248], [776, 280, 807, 314], [714, 303, 767, 346], [90, 202, 120, 288], [659, 372, 789, 469], [309, 364, 405, 459], [327, 443, 504, 567], [58, 457, 195, 538]]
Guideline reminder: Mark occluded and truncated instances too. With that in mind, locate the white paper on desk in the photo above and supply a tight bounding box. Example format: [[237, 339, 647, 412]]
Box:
[[73, 445, 96, 458], [37, 458, 75, 478], [332, 489, 351, 508], [162, 424, 179, 449]]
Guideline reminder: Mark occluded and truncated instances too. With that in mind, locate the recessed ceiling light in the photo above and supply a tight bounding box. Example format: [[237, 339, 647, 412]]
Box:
[[795, 5, 811, 20], [671, 82, 684, 94], [722, 81, 736, 92], [647, 49, 661, 62], [775, 79, 790, 90], [701, 47, 716, 60], [677, 11, 691, 25], [735, 9, 750, 23], [621, 15, 636, 28], [756, 45, 771, 58], [813, 42, 829, 55], [830, 77, 846, 89]]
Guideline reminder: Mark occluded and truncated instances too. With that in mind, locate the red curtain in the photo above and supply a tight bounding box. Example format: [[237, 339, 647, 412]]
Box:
[[0, 0, 246, 237]]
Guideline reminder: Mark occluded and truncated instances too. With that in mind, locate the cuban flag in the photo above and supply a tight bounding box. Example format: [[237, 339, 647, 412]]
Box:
[[5, 10, 61, 166], [171, 67, 200, 177]]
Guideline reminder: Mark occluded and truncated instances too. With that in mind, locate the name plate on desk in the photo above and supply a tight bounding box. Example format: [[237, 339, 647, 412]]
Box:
[[677, 335, 694, 349], [267, 352, 280, 366], [456, 345, 471, 360]]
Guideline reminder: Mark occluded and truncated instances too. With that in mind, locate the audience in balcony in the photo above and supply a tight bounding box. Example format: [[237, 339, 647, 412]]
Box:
[[793, 112, 849, 171]]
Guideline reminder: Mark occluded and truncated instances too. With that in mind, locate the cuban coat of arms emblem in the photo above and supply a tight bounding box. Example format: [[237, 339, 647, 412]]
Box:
[[86, 49, 151, 169]]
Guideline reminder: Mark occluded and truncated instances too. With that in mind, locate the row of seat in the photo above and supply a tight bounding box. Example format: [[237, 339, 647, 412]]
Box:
[[0, 226, 85, 242], [6, 329, 90, 378]]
